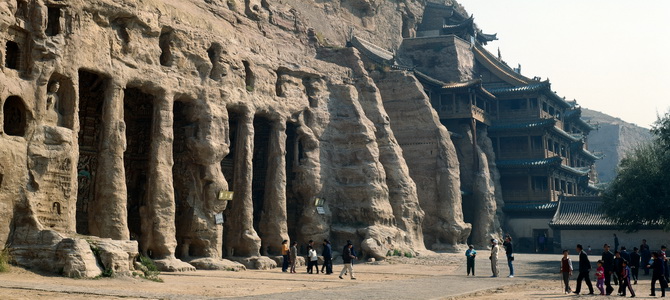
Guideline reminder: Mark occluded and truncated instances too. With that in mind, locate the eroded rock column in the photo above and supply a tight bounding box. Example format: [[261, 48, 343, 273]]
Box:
[[142, 91, 178, 258], [259, 118, 289, 255], [224, 109, 261, 257], [88, 80, 128, 240]]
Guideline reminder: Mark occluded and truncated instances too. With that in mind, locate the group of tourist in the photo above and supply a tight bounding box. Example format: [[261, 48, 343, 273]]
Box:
[[280, 239, 357, 280], [562, 238, 669, 298], [464, 234, 515, 278]]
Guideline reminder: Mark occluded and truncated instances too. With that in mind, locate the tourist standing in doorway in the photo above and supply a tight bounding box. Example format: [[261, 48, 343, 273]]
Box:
[[281, 240, 289, 272], [321, 239, 332, 274], [339, 241, 357, 280], [573, 244, 594, 295], [490, 239, 499, 277], [560, 249, 573, 294], [503, 236, 514, 277], [465, 245, 477, 276], [641, 239, 651, 275], [289, 241, 298, 273], [631, 247, 641, 284], [602, 244, 615, 295], [648, 251, 667, 297]]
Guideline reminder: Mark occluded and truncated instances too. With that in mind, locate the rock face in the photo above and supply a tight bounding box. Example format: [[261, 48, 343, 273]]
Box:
[[0, 0, 500, 277], [581, 108, 653, 182]]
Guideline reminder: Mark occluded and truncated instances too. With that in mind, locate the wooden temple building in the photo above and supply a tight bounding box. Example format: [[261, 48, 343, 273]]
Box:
[[350, 1, 601, 252]]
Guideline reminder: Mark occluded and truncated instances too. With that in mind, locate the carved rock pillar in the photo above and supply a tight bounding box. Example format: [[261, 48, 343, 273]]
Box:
[[141, 91, 177, 258], [259, 118, 288, 255], [88, 80, 129, 240], [224, 109, 261, 257]]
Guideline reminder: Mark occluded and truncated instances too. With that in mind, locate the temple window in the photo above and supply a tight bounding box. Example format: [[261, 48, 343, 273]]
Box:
[[3, 96, 27, 136], [159, 28, 173, 66], [46, 6, 61, 36], [243, 61, 254, 91], [5, 41, 20, 70]]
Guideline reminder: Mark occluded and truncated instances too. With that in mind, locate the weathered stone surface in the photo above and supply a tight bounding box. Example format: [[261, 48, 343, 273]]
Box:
[[187, 257, 246, 271], [229, 256, 277, 270]]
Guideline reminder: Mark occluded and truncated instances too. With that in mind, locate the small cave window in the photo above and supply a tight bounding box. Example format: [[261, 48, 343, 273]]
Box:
[[3, 96, 28, 136], [5, 41, 20, 70], [242, 61, 254, 91], [159, 28, 173, 66], [46, 6, 61, 36], [52, 202, 62, 215], [16, 1, 28, 19], [275, 71, 284, 97]]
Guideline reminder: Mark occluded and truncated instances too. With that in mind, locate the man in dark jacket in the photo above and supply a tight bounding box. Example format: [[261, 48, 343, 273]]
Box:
[[602, 244, 615, 295], [574, 244, 594, 295], [630, 247, 641, 284], [321, 239, 333, 274], [339, 241, 357, 280]]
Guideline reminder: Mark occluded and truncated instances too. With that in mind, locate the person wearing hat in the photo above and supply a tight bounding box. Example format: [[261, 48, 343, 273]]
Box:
[[339, 240, 357, 280], [490, 238, 499, 277]]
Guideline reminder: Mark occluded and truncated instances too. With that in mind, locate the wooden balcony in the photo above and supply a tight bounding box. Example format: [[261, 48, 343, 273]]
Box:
[[436, 104, 491, 125]]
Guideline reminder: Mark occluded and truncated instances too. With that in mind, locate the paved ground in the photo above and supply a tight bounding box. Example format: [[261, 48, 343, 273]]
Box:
[[0, 253, 666, 299]]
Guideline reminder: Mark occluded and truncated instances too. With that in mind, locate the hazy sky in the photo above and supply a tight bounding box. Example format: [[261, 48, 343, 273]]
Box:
[[456, 0, 670, 128]]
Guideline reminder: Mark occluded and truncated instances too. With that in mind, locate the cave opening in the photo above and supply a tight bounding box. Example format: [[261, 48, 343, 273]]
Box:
[[285, 122, 302, 244], [123, 87, 154, 243], [5, 41, 20, 70], [3, 96, 27, 136], [46, 6, 61, 36], [221, 111, 239, 190], [251, 115, 271, 234], [159, 28, 173, 66], [76, 70, 108, 234], [242, 61, 254, 90]]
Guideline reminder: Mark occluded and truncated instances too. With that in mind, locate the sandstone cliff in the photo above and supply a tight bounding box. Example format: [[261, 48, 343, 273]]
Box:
[[581, 108, 653, 182], [0, 0, 481, 276]]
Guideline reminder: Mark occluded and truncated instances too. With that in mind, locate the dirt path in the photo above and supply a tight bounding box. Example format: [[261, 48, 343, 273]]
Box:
[[1, 253, 661, 299]]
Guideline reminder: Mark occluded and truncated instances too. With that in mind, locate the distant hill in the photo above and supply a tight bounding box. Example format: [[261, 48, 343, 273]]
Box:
[[581, 108, 654, 182]]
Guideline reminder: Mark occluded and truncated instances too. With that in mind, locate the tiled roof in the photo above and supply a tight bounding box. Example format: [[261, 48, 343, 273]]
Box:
[[414, 70, 447, 87], [350, 35, 394, 62], [497, 157, 562, 168], [550, 125, 583, 142], [549, 197, 616, 228], [442, 16, 474, 30], [489, 119, 556, 132], [488, 80, 573, 109], [559, 165, 591, 176], [503, 202, 558, 213]]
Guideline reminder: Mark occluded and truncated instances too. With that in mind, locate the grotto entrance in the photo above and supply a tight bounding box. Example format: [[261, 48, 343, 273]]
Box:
[[75, 70, 108, 234], [221, 111, 239, 189], [285, 122, 302, 245], [251, 115, 271, 235], [123, 88, 154, 243], [173, 99, 197, 257]]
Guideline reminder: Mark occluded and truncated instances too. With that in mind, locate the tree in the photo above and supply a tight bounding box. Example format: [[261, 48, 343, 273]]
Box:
[[602, 111, 670, 231]]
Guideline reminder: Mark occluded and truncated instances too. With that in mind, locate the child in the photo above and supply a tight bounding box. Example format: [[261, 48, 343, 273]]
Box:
[[560, 249, 573, 294], [619, 260, 635, 297], [596, 260, 605, 295], [289, 241, 298, 273], [307, 246, 319, 274], [465, 245, 477, 276]]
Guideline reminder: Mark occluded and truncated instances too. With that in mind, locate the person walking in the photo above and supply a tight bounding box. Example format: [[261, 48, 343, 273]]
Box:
[[281, 240, 290, 272], [339, 241, 357, 280], [641, 239, 652, 276], [503, 236, 514, 278], [307, 246, 318, 274], [490, 239, 500, 277], [596, 260, 606, 295], [631, 247, 641, 284], [648, 251, 667, 297], [289, 241, 298, 273], [560, 249, 573, 294], [619, 260, 636, 297], [661, 245, 669, 282], [602, 244, 615, 295], [614, 250, 624, 286], [574, 244, 594, 295], [465, 245, 477, 276], [321, 239, 332, 274]]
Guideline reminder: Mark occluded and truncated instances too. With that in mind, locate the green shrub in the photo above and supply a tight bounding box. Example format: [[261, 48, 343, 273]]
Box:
[[138, 255, 163, 282], [0, 248, 10, 272]]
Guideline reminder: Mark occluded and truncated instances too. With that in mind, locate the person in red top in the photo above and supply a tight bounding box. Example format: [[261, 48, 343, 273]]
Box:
[[596, 260, 606, 295], [560, 250, 573, 294]]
